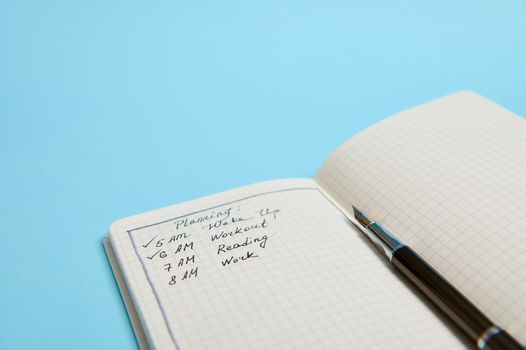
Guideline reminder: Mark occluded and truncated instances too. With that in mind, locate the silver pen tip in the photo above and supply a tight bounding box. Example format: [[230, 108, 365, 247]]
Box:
[[352, 206, 371, 227]]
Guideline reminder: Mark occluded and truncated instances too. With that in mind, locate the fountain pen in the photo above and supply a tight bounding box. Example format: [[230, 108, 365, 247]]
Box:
[[352, 206, 523, 350]]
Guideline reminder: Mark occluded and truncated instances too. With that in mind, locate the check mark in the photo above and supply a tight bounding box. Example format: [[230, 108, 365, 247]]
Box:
[[142, 234, 159, 248]]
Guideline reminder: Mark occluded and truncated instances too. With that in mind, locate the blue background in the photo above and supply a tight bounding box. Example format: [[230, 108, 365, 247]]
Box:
[[1, 0, 525, 348]]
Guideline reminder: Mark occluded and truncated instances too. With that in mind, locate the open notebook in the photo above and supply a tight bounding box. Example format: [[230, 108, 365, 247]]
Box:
[[104, 92, 526, 349]]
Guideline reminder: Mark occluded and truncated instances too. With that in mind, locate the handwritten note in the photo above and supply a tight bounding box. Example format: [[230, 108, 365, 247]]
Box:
[[134, 203, 281, 289]]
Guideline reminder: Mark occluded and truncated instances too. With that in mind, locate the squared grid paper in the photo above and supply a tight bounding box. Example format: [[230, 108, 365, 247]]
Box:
[[108, 179, 464, 349], [316, 92, 526, 345]]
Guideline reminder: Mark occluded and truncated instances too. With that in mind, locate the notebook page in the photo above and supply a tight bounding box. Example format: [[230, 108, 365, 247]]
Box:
[[108, 179, 465, 349], [316, 92, 526, 344]]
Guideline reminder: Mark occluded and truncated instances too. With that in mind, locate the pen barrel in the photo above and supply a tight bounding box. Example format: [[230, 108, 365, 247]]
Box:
[[391, 246, 523, 350]]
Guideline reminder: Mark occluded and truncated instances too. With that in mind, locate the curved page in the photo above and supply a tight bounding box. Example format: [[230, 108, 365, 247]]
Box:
[[316, 92, 526, 344]]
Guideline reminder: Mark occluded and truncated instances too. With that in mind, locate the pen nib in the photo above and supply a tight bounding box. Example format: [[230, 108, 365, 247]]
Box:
[[352, 206, 371, 228]]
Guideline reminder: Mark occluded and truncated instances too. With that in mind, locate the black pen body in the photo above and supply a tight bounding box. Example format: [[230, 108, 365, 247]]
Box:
[[391, 246, 523, 350]]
